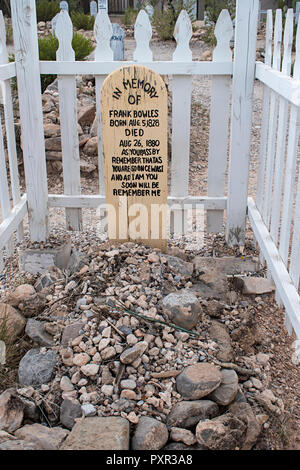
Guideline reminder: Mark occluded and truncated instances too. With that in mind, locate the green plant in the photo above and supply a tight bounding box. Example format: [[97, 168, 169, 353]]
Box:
[[36, 0, 60, 23], [38, 33, 94, 92], [152, 0, 197, 41], [71, 11, 95, 30], [5, 24, 13, 45], [204, 0, 235, 24], [121, 7, 139, 26]]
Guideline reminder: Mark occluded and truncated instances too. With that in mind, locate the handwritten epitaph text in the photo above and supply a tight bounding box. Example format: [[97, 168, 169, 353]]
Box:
[[101, 65, 168, 250]]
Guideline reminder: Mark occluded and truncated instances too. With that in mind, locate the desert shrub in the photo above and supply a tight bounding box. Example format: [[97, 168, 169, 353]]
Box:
[[152, 0, 197, 41], [71, 11, 95, 30], [38, 33, 94, 92], [204, 0, 235, 24], [121, 7, 139, 26], [36, 0, 60, 22]]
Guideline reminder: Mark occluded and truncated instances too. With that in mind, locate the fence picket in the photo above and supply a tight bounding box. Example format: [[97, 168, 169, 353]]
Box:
[[11, 0, 48, 242], [0, 12, 23, 242], [226, 0, 259, 246], [0, 112, 12, 256], [279, 19, 300, 269], [263, 9, 282, 229], [170, 10, 192, 236], [56, 10, 82, 231], [270, 9, 293, 246], [133, 10, 152, 62], [207, 9, 233, 232], [94, 11, 113, 233], [256, 9, 273, 214]]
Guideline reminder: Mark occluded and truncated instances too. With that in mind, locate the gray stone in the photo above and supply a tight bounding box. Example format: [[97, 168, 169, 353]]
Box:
[[165, 255, 194, 278], [18, 349, 58, 386], [0, 389, 24, 433], [235, 276, 275, 295], [19, 238, 71, 275], [196, 413, 247, 450], [6, 284, 36, 308], [0, 303, 26, 340], [67, 250, 89, 275], [162, 290, 201, 330], [81, 404, 96, 417], [229, 402, 261, 450], [110, 23, 125, 61], [170, 427, 196, 446], [61, 417, 129, 450], [60, 399, 82, 430], [176, 363, 222, 400], [120, 341, 148, 365], [14, 423, 69, 450], [166, 400, 219, 429], [208, 369, 239, 406], [0, 439, 40, 450], [208, 320, 234, 362], [25, 319, 54, 347], [132, 417, 168, 450], [61, 321, 84, 346], [34, 265, 63, 292]]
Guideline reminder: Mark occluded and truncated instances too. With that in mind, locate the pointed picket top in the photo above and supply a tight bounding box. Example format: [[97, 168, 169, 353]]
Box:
[[272, 9, 282, 71], [173, 10, 192, 62], [55, 9, 74, 61], [282, 9, 294, 75], [293, 17, 300, 79], [265, 9, 273, 66], [212, 9, 233, 62], [133, 9, 152, 62], [0, 11, 9, 65], [94, 9, 113, 61]]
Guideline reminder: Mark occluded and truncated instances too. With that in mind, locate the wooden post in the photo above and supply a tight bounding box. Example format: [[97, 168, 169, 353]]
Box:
[[226, 0, 259, 246], [10, 0, 48, 241], [56, 10, 82, 231]]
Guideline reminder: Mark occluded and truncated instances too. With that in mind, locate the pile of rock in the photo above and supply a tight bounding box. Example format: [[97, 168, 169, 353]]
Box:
[[0, 241, 279, 450]]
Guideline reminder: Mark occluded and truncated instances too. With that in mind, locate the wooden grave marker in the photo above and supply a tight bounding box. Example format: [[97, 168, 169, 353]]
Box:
[[101, 65, 168, 251]]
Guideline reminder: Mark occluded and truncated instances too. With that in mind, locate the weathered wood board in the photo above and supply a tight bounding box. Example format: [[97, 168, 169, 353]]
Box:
[[101, 65, 168, 250]]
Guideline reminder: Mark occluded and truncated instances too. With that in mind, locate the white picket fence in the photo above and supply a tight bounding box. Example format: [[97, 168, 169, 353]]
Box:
[[0, 0, 300, 340]]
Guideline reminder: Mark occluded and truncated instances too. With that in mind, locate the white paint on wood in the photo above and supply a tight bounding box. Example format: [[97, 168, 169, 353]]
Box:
[[262, 9, 282, 229], [226, 0, 259, 246], [270, 9, 293, 246], [256, 9, 273, 214], [11, 0, 48, 242], [173, 10, 192, 62], [207, 9, 233, 232], [0, 62, 16, 80], [40, 60, 233, 76], [0, 11, 24, 241], [90, 1, 98, 17], [134, 10, 152, 62], [248, 197, 300, 339], [0, 195, 27, 250], [56, 10, 82, 231]]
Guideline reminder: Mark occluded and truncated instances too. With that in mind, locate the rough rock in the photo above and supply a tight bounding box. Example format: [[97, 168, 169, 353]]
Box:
[[0, 389, 24, 433], [166, 400, 219, 429], [235, 277, 275, 295], [67, 250, 89, 275], [25, 319, 54, 347], [18, 349, 58, 386], [34, 265, 63, 292], [162, 290, 202, 330], [14, 423, 69, 450], [208, 320, 234, 362], [132, 417, 169, 450], [80, 364, 99, 376], [0, 439, 40, 450], [170, 427, 196, 446], [61, 321, 84, 346], [0, 303, 26, 340], [83, 136, 98, 155], [176, 363, 222, 400], [78, 105, 96, 126], [120, 341, 148, 364], [6, 284, 36, 308], [81, 404, 97, 417], [229, 402, 261, 450], [208, 369, 239, 406], [165, 255, 194, 278], [196, 413, 247, 450], [60, 399, 82, 430], [0, 430, 17, 443], [60, 417, 129, 450]]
